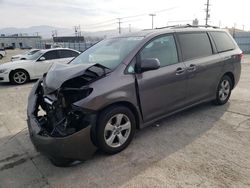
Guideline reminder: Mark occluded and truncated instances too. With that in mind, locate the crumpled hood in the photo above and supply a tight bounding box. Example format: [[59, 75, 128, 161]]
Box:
[[45, 63, 96, 90]]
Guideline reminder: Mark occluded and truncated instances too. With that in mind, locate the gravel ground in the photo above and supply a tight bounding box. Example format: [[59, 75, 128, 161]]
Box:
[[0, 51, 250, 188]]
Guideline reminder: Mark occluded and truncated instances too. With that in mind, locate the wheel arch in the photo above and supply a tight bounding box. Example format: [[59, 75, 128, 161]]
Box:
[[223, 72, 235, 89], [97, 101, 141, 130], [9, 68, 31, 81]]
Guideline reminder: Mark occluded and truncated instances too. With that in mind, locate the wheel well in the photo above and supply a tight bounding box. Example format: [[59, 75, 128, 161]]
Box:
[[223, 72, 235, 88], [9, 69, 30, 81], [98, 101, 141, 130]]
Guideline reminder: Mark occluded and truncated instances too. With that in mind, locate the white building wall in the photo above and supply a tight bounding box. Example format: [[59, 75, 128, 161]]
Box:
[[0, 37, 41, 48]]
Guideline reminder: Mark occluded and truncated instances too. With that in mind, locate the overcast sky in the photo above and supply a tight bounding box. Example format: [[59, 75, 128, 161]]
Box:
[[0, 0, 249, 31]]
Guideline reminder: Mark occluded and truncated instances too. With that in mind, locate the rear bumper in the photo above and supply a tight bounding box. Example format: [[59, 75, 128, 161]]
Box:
[[27, 80, 97, 160]]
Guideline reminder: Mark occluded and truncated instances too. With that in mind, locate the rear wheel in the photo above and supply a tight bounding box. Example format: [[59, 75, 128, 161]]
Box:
[[213, 75, 232, 105], [10, 70, 29, 84], [96, 106, 136, 154]]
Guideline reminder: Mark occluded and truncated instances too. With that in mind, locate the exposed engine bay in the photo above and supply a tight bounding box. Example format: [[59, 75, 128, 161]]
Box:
[[33, 63, 109, 137]]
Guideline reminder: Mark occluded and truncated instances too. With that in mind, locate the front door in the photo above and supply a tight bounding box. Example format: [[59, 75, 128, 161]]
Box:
[[136, 34, 187, 122], [34, 50, 59, 77]]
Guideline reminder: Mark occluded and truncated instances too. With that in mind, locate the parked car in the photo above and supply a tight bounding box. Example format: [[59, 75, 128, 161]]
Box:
[[0, 48, 80, 84], [11, 49, 40, 61], [27, 26, 242, 166], [4, 46, 15, 50], [0, 49, 6, 59], [20, 46, 32, 50]]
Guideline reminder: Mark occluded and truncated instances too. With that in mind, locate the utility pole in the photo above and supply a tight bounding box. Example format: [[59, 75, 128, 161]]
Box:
[[117, 18, 122, 34], [149, 13, 156, 29], [205, 0, 210, 26], [129, 24, 131, 32], [52, 30, 57, 38], [242, 25, 245, 31], [233, 23, 236, 38]]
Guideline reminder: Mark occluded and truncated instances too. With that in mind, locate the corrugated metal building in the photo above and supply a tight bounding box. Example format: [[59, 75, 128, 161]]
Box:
[[233, 32, 250, 54], [0, 35, 42, 49]]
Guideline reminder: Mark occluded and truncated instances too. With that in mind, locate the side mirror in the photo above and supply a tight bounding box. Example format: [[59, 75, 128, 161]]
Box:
[[140, 58, 160, 72], [39, 56, 46, 61]]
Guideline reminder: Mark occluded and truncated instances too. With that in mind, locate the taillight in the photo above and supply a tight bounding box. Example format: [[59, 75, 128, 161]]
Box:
[[239, 53, 243, 60]]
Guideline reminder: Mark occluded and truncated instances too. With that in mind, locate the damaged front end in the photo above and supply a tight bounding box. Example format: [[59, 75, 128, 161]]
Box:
[[27, 63, 109, 160]]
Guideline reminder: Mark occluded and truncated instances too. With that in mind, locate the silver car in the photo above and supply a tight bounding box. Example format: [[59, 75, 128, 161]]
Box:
[[27, 26, 242, 166]]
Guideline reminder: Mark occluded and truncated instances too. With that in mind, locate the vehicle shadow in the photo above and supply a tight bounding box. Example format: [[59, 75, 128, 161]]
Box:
[[0, 80, 37, 88], [0, 102, 229, 188]]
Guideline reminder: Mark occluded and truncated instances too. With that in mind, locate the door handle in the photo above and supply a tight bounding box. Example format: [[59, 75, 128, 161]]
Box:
[[187, 64, 196, 72], [176, 67, 185, 75]]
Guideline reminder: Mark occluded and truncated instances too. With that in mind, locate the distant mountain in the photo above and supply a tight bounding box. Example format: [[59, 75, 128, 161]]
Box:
[[0, 25, 141, 39], [0, 25, 73, 39]]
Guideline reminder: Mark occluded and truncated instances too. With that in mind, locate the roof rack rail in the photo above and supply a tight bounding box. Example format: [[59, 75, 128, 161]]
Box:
[[155, 24, 219, 29]]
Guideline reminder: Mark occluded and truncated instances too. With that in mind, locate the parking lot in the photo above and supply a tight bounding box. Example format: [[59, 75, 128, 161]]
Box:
[[0, 50, 250, 188]]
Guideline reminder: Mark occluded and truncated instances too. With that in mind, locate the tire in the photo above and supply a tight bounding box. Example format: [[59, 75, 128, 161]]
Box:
[[213, 75, 232, 105], [10, 70, 29, 85], [0, 54, 3, 60], [49, 157, 74, 167], [96, 105, 136, 154]]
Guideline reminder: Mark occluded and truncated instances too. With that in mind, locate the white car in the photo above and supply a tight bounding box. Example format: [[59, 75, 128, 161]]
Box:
[[0, 48, 80, 84], [11, 49, 40, 61], [0, 49, 6, 59]]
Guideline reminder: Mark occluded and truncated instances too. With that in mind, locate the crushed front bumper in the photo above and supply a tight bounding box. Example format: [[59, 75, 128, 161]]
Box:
[[27, 80, 97, 160]]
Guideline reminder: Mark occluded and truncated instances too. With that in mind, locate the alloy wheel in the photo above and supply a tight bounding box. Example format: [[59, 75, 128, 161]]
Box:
[[219, 79, 230, 101], [13, 71, 27, 84], [104, 113, 131, 148]]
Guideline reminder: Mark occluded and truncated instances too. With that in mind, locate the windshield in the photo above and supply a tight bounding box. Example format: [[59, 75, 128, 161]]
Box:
[[26, 51, 43, 60], [70, 37, 144, 69], [27, 49, 39, 56]]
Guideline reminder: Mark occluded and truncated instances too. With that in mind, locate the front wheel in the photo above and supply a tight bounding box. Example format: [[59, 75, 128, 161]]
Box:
[[213, 75, 232, 105], [10, 70, 29, 84], [96, 106, 136, 154]]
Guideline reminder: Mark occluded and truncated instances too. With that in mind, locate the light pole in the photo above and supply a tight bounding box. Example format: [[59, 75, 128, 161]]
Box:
[[149, 13, 156, 29]]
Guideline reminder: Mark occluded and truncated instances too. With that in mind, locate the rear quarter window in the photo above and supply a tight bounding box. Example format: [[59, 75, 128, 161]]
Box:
[[210, 31, 235, 53], [178, 32, 212, 61], [59, 50, 79, 58]]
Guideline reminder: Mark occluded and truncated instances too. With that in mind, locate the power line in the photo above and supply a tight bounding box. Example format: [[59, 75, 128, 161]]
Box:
[[82, 19, 116, 27], [83, 22, 117, 29], [80, 7, 178, 33]]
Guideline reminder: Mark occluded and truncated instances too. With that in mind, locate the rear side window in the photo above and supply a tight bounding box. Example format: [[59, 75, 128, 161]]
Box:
[[140, 35, 178, 67], [43, 50, 59, 60], [178, 32, 212, 61], [58, 50, 79, 58], [210, 31, 235, 53]]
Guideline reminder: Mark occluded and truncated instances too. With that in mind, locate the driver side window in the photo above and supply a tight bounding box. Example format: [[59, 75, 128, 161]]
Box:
[[140, 35, 178, 67]]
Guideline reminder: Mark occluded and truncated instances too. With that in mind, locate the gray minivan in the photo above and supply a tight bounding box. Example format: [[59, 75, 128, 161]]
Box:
[[27, 26, 242, 166]]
